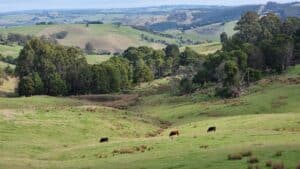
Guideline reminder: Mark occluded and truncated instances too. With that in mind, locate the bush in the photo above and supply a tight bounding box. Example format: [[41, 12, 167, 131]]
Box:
[[241, 150, 252, 157], [228, 153, 242, 160], [272, 162, 284, 169], [247, 68, 262, 82], [266, 160, 272, 167], [51, 31, 68, 39], [274, 151, 283, 157], [179, 78, 195, 95], [248, 156, 259, 164], [216, 86, 240, 98]]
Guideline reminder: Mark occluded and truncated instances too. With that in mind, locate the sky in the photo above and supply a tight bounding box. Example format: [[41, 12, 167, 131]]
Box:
[[0, 0, 297, 12]]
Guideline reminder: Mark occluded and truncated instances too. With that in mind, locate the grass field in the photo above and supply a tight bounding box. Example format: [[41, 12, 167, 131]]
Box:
[[86, 54, 112, 64], [0, 44, 22, 58], [0, 24, 176, 53], [0, 66, 300, 169], [164, 21, 236, 43], [181, 42, 222, 55]]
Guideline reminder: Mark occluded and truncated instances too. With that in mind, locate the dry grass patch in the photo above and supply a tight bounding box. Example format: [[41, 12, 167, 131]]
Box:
[[228, 153, 242, 160]]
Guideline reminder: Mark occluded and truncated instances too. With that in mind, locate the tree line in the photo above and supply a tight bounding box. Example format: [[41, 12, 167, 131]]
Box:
[[191, 12, 300, 98], [15, 12, 300, 97], [16, 37, 200, 96]]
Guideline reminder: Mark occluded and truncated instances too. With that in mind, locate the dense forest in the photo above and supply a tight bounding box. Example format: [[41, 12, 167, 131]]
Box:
[[15, 12, 300, 97]]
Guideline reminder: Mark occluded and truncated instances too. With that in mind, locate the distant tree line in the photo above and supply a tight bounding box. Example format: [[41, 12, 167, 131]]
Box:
[[16, 37, 201, 96], [191, 12, 300, 98]]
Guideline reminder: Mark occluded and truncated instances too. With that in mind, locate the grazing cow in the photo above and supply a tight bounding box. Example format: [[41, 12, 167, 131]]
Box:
[[99, 137, 109, 143], [207, 126, 216, 133], [169, 130, 179, 137]]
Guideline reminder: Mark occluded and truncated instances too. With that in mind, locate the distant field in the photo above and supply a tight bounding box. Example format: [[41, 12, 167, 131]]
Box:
[[0, 44, 22, 58], [0, 24, 176, 53], [181, 42, 222, 55], [165, 21, 236, 42]]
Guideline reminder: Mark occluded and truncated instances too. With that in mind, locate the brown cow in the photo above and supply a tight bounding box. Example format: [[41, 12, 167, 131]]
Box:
[[169, 130, 179, 137]]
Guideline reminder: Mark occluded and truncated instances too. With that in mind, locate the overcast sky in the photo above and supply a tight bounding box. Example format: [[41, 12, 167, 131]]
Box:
[[0, 0, 298, 12]]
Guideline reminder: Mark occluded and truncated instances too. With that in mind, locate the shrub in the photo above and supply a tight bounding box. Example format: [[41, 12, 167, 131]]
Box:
[[247, 68, 262, 82], [274, 151, 283, 157], [266, 160, 272, 167], [272, 162, 284, 169], [241, 150, 252, 157], [216, 86, 240, 98], [248, 156, 259, 164], [179, 78, 195, 95], [228, 153, 242, 160]]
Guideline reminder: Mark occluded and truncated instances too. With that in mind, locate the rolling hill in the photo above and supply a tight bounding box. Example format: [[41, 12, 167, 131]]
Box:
[[0, 24, 177, 53], [0, 65, 299, 169]]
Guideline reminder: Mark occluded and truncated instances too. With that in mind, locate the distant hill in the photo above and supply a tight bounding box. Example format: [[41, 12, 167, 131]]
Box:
[[0, 24, 176, 53]]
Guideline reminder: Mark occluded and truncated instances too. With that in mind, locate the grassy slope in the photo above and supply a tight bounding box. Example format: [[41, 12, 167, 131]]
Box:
[[0, 44, 22, 58], [181, 42, 222, 55], [165, 21, 236, 42], [0, 24, 176, 53], [86, 54, 112, 64], [0, 66, 300, 169]]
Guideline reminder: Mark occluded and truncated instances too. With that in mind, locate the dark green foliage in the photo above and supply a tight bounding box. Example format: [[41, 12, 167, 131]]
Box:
[[46, 73, 67, 96], [234, 12, 262, 44], [216, 86, 240, 98], [18, 76, 35, 96], [179, 47, 203, 66], [91, 57, 132, 94], [179, 78, 194, 95], [261, 35, 294, 73], [241, 43, 265, 70], [31, 72, 44, 95], [85, 42, 94, 54], [246, 68, 262, 82], [193, 68, 208, 86], [16, 38, 91, 96], [4, 65, 14, 76], [220, 32, 228, 44]]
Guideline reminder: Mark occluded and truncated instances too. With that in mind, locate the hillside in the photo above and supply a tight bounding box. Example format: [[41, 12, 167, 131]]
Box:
[[0, 24, 177, 53], [0, 65, 299, 169]]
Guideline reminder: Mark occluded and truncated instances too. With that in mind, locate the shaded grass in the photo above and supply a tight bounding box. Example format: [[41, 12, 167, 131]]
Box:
[[85, 54, 111, 64]]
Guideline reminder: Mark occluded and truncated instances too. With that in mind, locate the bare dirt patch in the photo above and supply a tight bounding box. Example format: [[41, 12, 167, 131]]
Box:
[[72, 94, 140, 109], [0, 109, 16, 120]]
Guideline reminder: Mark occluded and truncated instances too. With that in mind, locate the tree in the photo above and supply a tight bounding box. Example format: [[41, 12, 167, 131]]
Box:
[[220, 32, 228, 44], [179, 78, 194, 95], [85, 42, 94, 54], [18, 76, 35, 96], [241, 43, 265, 70], [164, 44, 180, 74], [259, 13, 281, 40], [261, 35, 294, 73], [179, 47, 203, 66], [46, 73, 67, 96], [32, 72, 44, 95], [234, 12, 262, 44]]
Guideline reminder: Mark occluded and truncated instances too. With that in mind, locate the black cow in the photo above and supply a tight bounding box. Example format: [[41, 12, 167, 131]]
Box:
[[207, 126, 216, 133], [169, 130, 179, 137], [99, 137, 109, 143]]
